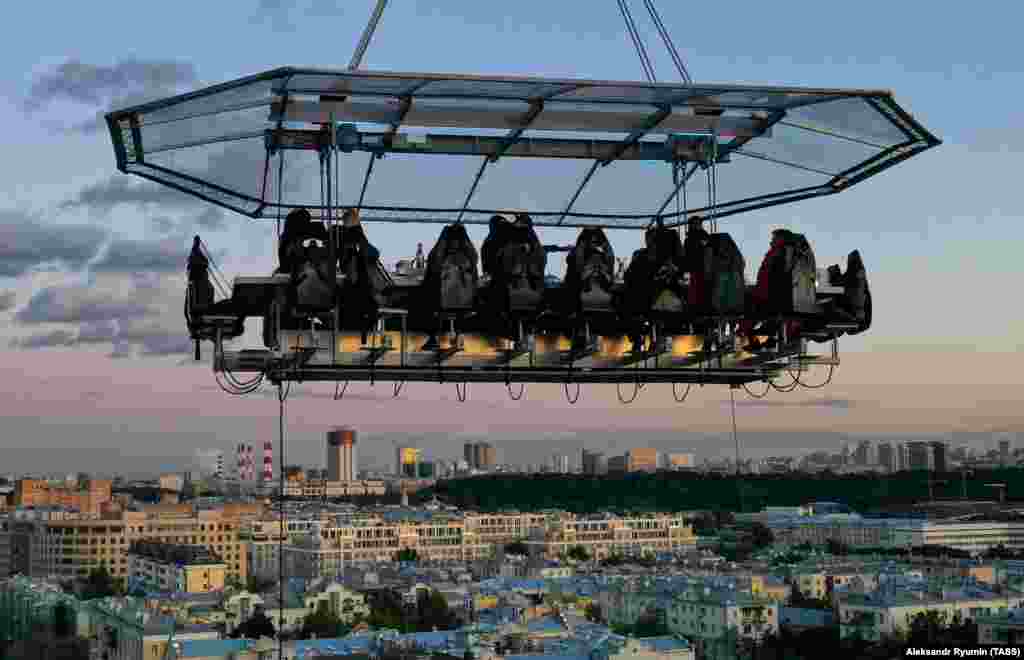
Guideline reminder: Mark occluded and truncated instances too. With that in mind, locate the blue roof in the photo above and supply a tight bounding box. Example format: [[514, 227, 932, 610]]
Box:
[[640, 637, 692, 652], [779, 607, 835, 627], [179, 639, 252, 658]]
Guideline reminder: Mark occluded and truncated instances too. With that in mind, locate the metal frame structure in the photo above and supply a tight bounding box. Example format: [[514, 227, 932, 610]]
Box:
[[105, 67, 940, 230]]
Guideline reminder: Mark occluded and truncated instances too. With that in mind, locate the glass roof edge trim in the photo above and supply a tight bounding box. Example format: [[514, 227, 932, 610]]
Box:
[[123, 164, 261, 219], [105, 66, 900, 119], [870, 96, 942, 147], [280, 67, 897, 99], [105, 67, 295, 122]]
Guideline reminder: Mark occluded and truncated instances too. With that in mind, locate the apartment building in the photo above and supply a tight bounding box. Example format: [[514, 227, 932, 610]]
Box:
[[13, 478, 113, 515], [838, 585, 1024, 641], [281, 480, 386, 498], [463, 512, 550, 546], [1, 503, 259, 582], [128, 541, 226, 593], [529, 513, 697, 560], [667, 584, 779, 659]]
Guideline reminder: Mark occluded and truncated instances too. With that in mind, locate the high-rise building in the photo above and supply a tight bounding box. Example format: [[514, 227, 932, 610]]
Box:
[[877, 442, 895, 473], [262, 440, 273, 482], [550, 454, 570, 474], [931, 441, 947, 473], [626, 448, 659, 472], [853, 440, 874, 467], [582, 450, 607, 476], [464, 443, 476, 469], [327, 428, 357, 482], [1000, 439, 1011, 466], [396, 446, 421, 478], [664, 452, 695, 469]]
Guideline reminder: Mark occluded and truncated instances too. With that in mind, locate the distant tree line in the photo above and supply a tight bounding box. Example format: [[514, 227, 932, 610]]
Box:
[[430, 468, 1024, 514]]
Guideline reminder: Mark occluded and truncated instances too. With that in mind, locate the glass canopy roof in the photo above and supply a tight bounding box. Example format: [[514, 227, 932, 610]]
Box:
[[105, 67, 940, 229]]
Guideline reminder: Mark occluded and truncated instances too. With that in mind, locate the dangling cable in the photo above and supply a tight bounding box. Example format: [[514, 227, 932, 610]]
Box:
[[455, 382, 468, 402], [730, 386, 741, 476], [617, 381, 640, 404], [672, 382, 691, 403], [742, 381, 770, 399], [506, 382, 525, 401], [393, 381, 405, 398], [790, 364, 836, 389], [768, 371, 800, 393], [564, 381, 581, 405], [333, 381, 349, 400], [277, 380, 288, 651]]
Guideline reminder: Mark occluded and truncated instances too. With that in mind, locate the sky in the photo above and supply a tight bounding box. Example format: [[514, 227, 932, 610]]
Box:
[[1, 0, 1022, 475]]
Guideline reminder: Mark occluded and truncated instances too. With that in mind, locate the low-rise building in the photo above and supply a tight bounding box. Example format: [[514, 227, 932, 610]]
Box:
[[128, 541, 226, 593]]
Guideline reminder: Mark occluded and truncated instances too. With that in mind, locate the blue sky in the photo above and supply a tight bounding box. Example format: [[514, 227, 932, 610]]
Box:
[[0, 0, 1021, 473]]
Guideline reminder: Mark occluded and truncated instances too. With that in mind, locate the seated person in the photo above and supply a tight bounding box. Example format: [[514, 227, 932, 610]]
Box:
[[278, 207, 328, 275]]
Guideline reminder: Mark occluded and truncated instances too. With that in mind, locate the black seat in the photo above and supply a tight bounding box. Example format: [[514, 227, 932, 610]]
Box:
[[564, 227, 615, 312]]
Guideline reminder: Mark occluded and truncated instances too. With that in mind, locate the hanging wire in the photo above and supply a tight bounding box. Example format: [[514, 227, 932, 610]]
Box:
[[277, 380, 288, 656], [742, 381, 770, 399], [506, 382, 525, 401], [333, 381, 349, 400], [617, 381, 641, 404], [564, 381, 581, 404], [789, 364, 836, 389], [393, 381, 405, 398], [454, 382, 468, 402], [730, 386, 741, 475], [672, 382, 691, 403]]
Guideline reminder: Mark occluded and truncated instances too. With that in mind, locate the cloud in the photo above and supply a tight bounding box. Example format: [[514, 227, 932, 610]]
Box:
[[0, 210, 106, 278], [61, 175, 204, 215], [24, 58, 199, 133], [93, 237, 186, 274], [0, 291, 15, 312], [15, 284, 151, 325], [13, 330, 76, 349]]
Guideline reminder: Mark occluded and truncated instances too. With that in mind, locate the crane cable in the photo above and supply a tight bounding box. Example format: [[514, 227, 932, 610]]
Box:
[[641, 0, 693, 84], [617, 0, 657, 83]]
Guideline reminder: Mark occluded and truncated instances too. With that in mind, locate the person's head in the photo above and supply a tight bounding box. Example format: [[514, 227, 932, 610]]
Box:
[[285, 208, 312, 226], [771, 229, 788, 247], [687, 215, 704, 233]]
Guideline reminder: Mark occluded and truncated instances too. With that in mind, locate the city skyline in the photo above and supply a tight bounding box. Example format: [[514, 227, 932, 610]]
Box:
[[1, 1, 1022, 470]]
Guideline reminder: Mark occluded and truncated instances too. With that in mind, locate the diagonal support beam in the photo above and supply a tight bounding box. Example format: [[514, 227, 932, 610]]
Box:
[[654, 160, 700, 217], [457, 99, 546, 221], [378, 94, 414, 159], [489, 99, 545, 163], [557, 161, 601, 226], [599, 104, 672, 167]]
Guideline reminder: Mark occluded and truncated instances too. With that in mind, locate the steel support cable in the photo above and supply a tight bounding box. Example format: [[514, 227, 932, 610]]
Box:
[[641, 0, 693, 83], [617, 0, 657, 82], [730, 386, 741, 475], [276, 381, 289, 660], [198, 240, 230, 300]]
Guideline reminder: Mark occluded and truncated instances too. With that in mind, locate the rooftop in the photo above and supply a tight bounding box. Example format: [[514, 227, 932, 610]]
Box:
[[129, 540, 223, 565]]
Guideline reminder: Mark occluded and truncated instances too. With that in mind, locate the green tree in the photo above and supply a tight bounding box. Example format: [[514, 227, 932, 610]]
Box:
[[300, 601, 350, 639], [81, 566, 121, 600], [749, 522, 775, 549], [395, 548, 419, 562], [505, 540, 530, 556], [566, 545, 590, 562], [584, 602, 603, 623]]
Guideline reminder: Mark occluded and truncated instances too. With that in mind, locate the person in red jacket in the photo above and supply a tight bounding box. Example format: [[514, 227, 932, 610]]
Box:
[[740, 230, 799, 350]]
